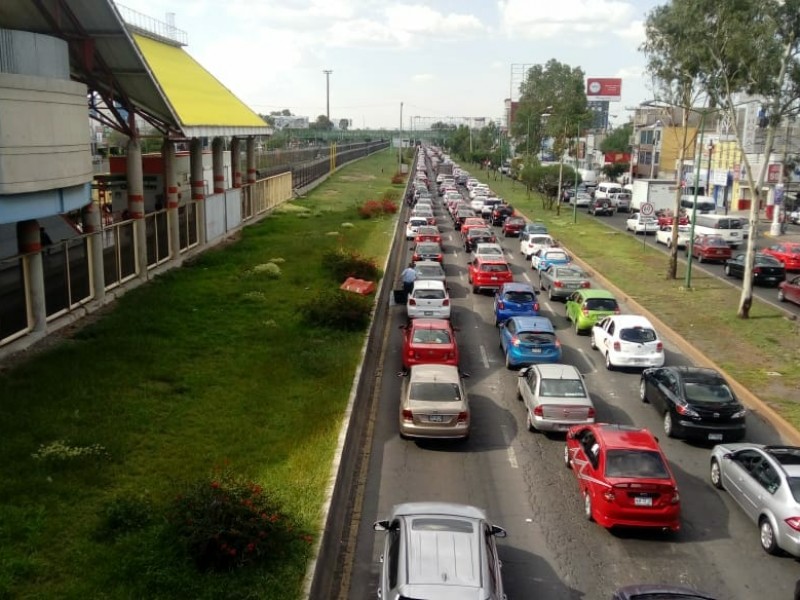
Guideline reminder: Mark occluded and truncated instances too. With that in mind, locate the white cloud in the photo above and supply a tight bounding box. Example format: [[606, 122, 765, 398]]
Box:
[[412, 73, 434, 82], [498, 0, 636, 39], [385, 4, 485, 38]]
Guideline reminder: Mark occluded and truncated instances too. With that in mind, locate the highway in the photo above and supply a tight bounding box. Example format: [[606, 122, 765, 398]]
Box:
[[344, 167, 799, 599]]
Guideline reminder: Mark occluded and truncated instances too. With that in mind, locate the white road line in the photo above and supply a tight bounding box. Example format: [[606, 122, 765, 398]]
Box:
[[479, 344, 490, 369], [522, 272, 532, 283], [506, 446, 519, 469]]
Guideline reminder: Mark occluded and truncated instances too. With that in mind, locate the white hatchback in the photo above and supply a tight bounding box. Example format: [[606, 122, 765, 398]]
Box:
[[471, 242, 505, 262], [590, 315, 665, 370], [405, 216, 429, 239], [407, 280, 451, 320], [520, 233, 554, 259]]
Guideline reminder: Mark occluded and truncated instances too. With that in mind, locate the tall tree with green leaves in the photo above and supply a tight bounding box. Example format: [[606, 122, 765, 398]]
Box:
[[599, 123, 633, 154]]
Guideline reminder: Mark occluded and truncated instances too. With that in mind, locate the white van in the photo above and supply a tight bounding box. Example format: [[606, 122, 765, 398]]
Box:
[[595, 182, 624, 200], [680, 195, 717, 215], [691, 214, 747, 248]]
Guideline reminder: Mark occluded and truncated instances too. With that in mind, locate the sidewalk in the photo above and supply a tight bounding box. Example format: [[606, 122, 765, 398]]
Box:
[[727, 209, 800, 242]]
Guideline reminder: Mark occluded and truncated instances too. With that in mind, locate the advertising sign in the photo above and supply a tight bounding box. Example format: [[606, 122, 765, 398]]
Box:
[[767, 163, 781, 184], [586, 78, 622, 101]]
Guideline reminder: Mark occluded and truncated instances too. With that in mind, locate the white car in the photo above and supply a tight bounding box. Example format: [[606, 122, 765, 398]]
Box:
[[471, 242, 505, 262], [469, 187, 489, 201], [626, 213, 659, 234], [573, 192, 592, 207], [590, 315, 665, 370], [407, 280, 451, 320], [517, 364, 595, 432], [520, 233, 554, 259], [470, 198, 486, 212], [405, 216, 429, 239], [655, 224, 692, 249]]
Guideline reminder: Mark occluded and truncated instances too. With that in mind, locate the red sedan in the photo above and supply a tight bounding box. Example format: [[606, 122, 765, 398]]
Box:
[[414, 226, 442, 245], [400, 318, 459, 369], [779, 275, 800, 306], [763, 242, 800, 271], [656, 209, 689, 229], [564, 423, 681, 532], [502, 216, 526, 237]]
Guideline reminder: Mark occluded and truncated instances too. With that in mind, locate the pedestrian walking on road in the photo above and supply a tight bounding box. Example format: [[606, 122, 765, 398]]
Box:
[[401, 262, 416, 298]]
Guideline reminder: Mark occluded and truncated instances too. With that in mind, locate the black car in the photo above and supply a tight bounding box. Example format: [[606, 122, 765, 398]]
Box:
[[724, 253, 786, 286], [613, 584, 719, 600], [588, 197, 615, 216], [464, 228, 496, 252], [454, 209, 475, 230], [491, 205, 514, 226], [639, 366, 747, 442]]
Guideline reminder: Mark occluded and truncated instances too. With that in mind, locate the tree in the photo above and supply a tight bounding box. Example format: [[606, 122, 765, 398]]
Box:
[[310, 115, 334, 130], [339, 119, 349, 131], [600, 123, 633, 154], [601, 163, 629, 180]]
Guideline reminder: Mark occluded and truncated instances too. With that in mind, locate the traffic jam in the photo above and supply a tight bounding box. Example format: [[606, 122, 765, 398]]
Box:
[[366, 146, 800, 600]]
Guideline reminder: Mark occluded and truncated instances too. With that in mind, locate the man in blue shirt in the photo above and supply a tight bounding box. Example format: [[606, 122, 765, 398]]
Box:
[[401, 262, 416, 298]]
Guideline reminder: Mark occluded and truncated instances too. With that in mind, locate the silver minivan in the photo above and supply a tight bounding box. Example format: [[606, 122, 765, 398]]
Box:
[[374, 502, 507, 599]]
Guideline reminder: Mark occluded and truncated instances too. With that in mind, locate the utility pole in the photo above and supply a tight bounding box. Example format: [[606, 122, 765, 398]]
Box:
[[398, 101, 403, 174], [323, 70, 332, 123]]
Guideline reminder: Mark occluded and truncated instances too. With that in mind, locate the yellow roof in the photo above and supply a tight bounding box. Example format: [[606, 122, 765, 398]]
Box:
[[132, 33, 268, 135]]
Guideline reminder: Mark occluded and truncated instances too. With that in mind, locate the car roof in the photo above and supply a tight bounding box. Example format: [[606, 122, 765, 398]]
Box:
[[389, 501, 487, 521], [576, 289, 615, 299], [533, 363, 581, 379], [605, 315, 655, 328], [501, 282, 535, 293], [509, 316, 555, 332], [414, 260, 443, 268], [475, 257, 508, 265], [408, 364, 461, 384], [665, 366, 724, 382], [593, 424, 660, 450]]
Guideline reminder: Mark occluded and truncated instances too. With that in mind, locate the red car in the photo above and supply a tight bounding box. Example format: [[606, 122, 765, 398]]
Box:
[[762, 242, 800, 271], [400, 318, 459, 369], [656, 209, 689, 229], [411, 242, 443, 263], [564, 423, 681, 532], [460, 217, 487, 240], [688, 234, 731, 263], [414, 226, 442, 245], [502, 216, 526, 237], [779, 275, 800, 306], [467, 257, 513, 294]]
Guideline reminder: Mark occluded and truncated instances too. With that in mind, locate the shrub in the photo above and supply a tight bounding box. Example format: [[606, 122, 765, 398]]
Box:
[[298, 288, 373, 330], [381, 188, 400, 202], [381, 199, 398, 214], [251, 262, 282, 278], [170, 467, 306, 571], [321, 248, 381, 282], [357, 200, 383, 219], [391, 173, 405, 184], [96, 494, 155, 541]]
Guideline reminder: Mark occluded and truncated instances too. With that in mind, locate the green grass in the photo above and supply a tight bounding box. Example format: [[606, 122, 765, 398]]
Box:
[[0, 149, 403, 599], [477, 166, 800, 416]]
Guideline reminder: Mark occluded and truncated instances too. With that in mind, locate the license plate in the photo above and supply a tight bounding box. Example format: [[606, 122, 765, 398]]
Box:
[[491, 276, 498, 280], [424, 311, 433, 316], [531, 348, 542, 353], [429, 415, 444, 422], [708, 433, 723, 441], [566, 283, 578, 288], [634, 497, 653, 507]]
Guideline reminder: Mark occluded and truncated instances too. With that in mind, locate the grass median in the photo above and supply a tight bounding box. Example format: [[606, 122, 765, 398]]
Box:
[[477, 168, 800, 425], [0, 149, 402, 598]]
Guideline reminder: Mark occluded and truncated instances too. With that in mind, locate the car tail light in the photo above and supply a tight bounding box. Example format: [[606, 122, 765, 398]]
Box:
[[784, 517, 800, 531], [670, 490, 680, 504], [603, 490, 616, 502], [443, 298, 450, 306], [582, 281, 591, 288], [554, 281, 563, 288], [402, 410, 413, 422], [457, 411, 469, 423], [587, 407, 596, 418], [533, 405, 543, 416], [447, 352, 456, 360], [497, 301, 505, 309], [613, 341, 621, 351], [675, 404, 699, 417], [656, 341, 663, 352], [555, 339, 562, 349], [754, 267, 762, 274], [533, 302, 540, 311], [582, 307, 590, 316], [407, 349, 414, 358], [408, 298, 416, 305]]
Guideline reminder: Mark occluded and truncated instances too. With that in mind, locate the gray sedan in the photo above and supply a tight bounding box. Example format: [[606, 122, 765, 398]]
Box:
[[710, 443, 800, 557], [538, 265, 591, 300]]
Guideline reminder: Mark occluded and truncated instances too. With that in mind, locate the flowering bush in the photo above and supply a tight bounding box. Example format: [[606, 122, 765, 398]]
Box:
[[357, 200, 384, 219], [32, 440, 108, 462], [381, 198, 398, 214], [170, 467, 308, 571], [298, 288, 373, 330], [391, 173, 405, 184], [322, 248, 381, 281]]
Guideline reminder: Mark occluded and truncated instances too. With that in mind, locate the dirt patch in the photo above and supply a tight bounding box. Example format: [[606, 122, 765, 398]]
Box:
[[338, 175, 377, 182]]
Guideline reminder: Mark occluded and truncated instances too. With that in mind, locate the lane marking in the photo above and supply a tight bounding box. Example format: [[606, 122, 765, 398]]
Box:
[[479, 344, 490, 369], [522, 272, 532, 283], [507, 446, 519, 469]]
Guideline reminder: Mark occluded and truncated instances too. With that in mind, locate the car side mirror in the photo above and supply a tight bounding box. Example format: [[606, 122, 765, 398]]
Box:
[[373, 520, 389, 531], [518, 367, 529, 377], [722, 452, 733, 460], [491, 525, 507, 538]]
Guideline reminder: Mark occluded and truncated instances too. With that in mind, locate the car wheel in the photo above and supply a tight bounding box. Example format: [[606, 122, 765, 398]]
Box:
[[583, 491, 594, 521], [710, 458, 724, 490], [639, 379, 648, 402], [589, 334, 597, 350], [564, 445, 572, 469], [526, 411, 536, 432], [724, 264, 731, 276], [760, 518, 780, 555], [605, 352, 614, 371], [575, 321, 582, 336], [663, 412, 675, 438], [472, 285, 479, 294], [778, 289, 785, 302]]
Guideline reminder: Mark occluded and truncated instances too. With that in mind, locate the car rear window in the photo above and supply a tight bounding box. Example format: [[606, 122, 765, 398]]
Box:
[[683, 380, 735, 404], [504, 291, 534, 303], [619, 327, 657, 343], [704, 237, 727, 247], [605, 450, 670, 479], [756, 255, 782, 266], [415, 289, 445, 300], [411, 518, 473, 533], [410, 382, 462, 402], [412, 329, 451, 344], [544, 251, 569, 261], [531, 236, 552, 245], [416, 266, 443, 278], [585, 298, 618, 311], [518, 331, 555, 345], [481, 264, 510, 273], [539, 378, 586, 398], [556, 267, 585, 279]]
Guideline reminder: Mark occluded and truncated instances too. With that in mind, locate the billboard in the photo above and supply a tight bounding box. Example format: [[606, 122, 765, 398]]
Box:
[[586, 78, 622, 102]]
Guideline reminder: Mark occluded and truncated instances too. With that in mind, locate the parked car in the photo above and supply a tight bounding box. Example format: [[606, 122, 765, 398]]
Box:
[[564, 423, 681, 532], [499, 316, 562, 368], [709, 443, 800, 556], [724, 253, 786, 286], [639, 366, 747, 441], [590, 315, 665, 370], [407, 280, 451, 320], [399, 365, 470, 439], [626, 212, 659, 235], [502, 216, 526, 237], [411, 241, 443, 264], [517, 363, 595, 432], [778, 275, 800, 306], [464, 227, 496, 253], [655, 224, 692, 249], [613, 584, 718, 600], [413, 260, 446, 284], [468, 257, 513, 294], [539, 265, 591, 300], [762, 242, 800, 271], [493, 282, 539, 325], [400, 318, 458, 370], [588, 197, 615, 216], [687, 234, 731, 263], [373, 502, 506, 598], [414, 225, 441, 245], [520, 232, 555, 260], [565, 289, 620, 335], [531, 248, 571, 272]]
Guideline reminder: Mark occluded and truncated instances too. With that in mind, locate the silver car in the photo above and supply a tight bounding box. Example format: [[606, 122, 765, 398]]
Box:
[[710, 443, 800, 556], [400, 365, 469, 439], [539, 265, 591, 301], [413, 260, 446, 284], [517, 364, 595, 432], [373, 502, 507, 599]]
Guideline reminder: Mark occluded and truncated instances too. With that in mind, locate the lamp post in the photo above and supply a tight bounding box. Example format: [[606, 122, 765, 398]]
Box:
[[398, 101, 403, 174], [323, 70, 332, 122], [685, 108, 709, 289]]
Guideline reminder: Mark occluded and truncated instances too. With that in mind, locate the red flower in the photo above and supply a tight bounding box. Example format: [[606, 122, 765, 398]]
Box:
[[302, 534, 313, 544], [210, 481, 220, 489], [246, 543, 256, 553], [229, 548, 237, 556]]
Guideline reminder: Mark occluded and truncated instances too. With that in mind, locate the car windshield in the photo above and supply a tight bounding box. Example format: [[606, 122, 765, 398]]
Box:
[[683, 380, 735, 403], [539, 378, 586, 398], [504, 291, 534, 303], [619, 327, 657, 343], [605, 450, 671, 479], [410, 382, 462, 402], [544, 252, 569, 261], [481, 264, 510, 273], [585, 298, 618, 311], [416, 266, 443, 278], [412, 518, 473, 533], [412, 329, 451, 344]]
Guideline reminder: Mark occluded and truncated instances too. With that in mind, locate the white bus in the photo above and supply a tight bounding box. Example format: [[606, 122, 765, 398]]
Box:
[[691, 214, 747, 248]]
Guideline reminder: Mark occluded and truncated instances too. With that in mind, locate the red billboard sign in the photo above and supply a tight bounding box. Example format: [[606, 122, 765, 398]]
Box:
[[604, 152, 631, 164], [586, 78, 622, 101], [767, 163, 781, 184]]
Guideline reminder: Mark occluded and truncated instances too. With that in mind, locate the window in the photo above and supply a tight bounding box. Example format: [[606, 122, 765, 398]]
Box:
[[518, 331, 555, 345], [605, 450, 671, 479], [754, 462, 780, 494], [484, 528, 498, 593], [505, 291, 534, 303], [412, 329, 451, 344], [539, 378, 587, 398], [619, 327, 657, 343], [585, 298, 619, 311], [409, 382, 462, 402]]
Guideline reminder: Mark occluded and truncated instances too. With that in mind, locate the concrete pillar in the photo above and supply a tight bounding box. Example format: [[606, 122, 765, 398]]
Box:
[[163, 138, 181, 259], [127, 135, 148, 279], [16, 220, 46, 333], [231, 137, 242, 188], [190, 138, 207, 245], [246, 136, 257, 184], [212, 137, 225, 194], [81, 201, 106, 303]]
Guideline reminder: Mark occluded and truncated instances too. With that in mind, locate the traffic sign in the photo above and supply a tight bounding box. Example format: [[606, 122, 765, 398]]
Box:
[[640, 202, 655, 216]]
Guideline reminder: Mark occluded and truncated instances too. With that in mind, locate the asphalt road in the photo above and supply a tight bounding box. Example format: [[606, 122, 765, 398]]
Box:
[[583, 207, 800, 318], [344, 168, 800, 600]]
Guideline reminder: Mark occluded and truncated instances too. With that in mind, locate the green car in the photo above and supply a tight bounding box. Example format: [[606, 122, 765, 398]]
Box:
[[565, 289, 620, 334]]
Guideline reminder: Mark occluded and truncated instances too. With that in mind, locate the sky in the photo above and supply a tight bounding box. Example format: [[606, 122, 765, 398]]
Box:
[[115, 0, 666, 129]]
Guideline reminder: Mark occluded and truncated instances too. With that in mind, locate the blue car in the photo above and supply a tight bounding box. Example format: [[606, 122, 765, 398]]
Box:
[[493, 282, 539, 326], [531, 248, 571, 273], [499, 316, 562, 369]]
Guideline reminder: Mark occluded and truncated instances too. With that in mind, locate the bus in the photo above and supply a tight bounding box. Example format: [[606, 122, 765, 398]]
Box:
[[691, 214, 747, 248]]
